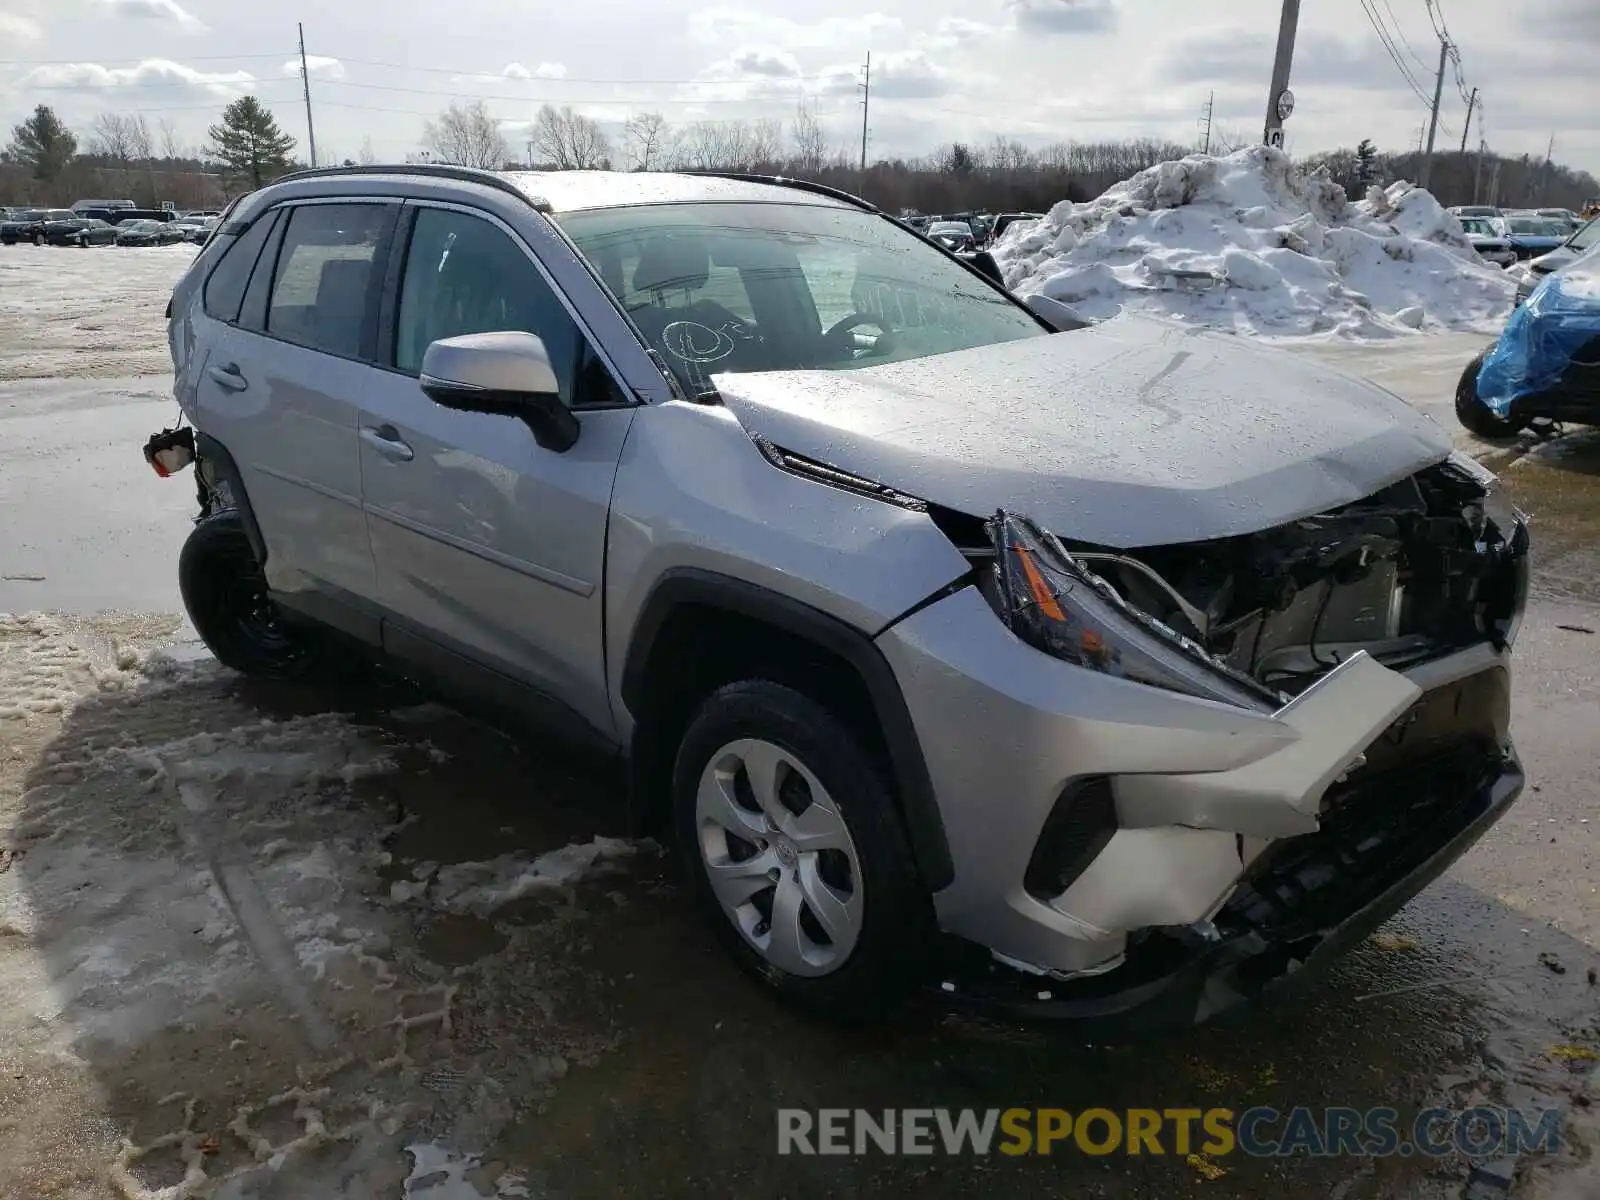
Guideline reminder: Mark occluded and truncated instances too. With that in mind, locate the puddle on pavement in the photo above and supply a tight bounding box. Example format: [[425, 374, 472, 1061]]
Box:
[[1498, 428, 1600, 606]]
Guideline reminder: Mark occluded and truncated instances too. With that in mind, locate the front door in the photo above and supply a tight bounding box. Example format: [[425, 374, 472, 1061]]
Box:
[[358, 202, 637, 736]]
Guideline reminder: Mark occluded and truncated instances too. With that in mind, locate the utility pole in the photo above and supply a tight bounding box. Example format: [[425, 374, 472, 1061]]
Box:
[[525, 138, 534, 169], [1472, 137, 1485, 204], [1459, 87, 1477, 154], [1418, 35, 1448, 191], [1201, 90, 1214, 155], [1261, 0, 1300, 147], [298, 22, 318, 169], [858, 52, 871, 175]]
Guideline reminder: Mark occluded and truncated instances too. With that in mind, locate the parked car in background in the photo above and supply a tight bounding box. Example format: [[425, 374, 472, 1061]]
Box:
[[991, 212, 1046, 244], [1498, 215, 1571, 261], [1534, 208, 1581, 234], [1519, 216, 1600, 298], [927, 220, 978, 253], [44, 216, 119, 247], [1450, 205, 1501, 220], [70, 198, 136, 214], [1, 208, 72, 245], [1460, 216, 1517, 268], [177, 216, 220, 244], [182, 209, 222, 219], [116, 218, 186, 246]]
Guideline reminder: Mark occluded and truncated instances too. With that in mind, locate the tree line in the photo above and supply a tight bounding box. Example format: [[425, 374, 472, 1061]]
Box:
[[6, 95, 1597, 218]]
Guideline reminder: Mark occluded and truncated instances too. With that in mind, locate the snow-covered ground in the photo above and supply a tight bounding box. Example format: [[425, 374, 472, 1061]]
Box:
[[0, 243, 198, 381], [994, 145, 1518, 340]]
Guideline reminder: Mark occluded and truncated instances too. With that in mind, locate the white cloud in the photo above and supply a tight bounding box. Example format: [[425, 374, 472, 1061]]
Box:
[[0, 10, 42, 41], [502, 61, 567, 80], [1007, 0, 1117, 35], [99, 0, 204, 29], [819, 48, 953, 99], [282, 55, 346, 80], [448, 61, 569, 86], [20, 59, 256, 99], [688, 7, 902, 49]]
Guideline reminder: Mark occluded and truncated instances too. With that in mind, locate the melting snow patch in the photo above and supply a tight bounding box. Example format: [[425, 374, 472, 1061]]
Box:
[[426, 837, 640, 917], [994, 145, 1516, 340], [403, 1143, 530, 1197]]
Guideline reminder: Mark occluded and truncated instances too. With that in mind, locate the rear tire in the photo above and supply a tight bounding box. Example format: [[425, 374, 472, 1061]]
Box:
[[31, 232, 43, 247], [1455, 350, 1526, 438], [179, 511, 315, 678], [672, 680, 936, 1024]]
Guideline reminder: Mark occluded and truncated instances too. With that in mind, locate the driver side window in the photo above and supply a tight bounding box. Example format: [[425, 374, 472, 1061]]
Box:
[[393, 207, 581, 404]]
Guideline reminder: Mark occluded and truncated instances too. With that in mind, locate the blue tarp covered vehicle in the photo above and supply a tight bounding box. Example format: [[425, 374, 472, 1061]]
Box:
[[1455, 244, 1600, 437]]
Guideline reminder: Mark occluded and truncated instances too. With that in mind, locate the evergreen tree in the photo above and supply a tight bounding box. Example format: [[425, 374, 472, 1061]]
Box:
[[207, 96, 296, 190], [1354, 138, 1379, 192], [6, 105, 77, 182]]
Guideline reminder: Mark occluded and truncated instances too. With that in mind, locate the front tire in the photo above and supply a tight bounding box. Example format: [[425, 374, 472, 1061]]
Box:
[[1455, 350, 1526, 438], [179, 511, 315, 678], [673, 680, 935, 1023], [31, 231, 44, 247]]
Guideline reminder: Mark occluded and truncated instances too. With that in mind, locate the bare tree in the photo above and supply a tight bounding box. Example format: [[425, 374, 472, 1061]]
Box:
[[422, 101, 508, 169], [532, 104, 611, 170], [621, 111, 671, 171], [88, 112, 141, 167], [156, 117, 183, 162], [749, 118, 783, 170], [790, 96, 827, 175]]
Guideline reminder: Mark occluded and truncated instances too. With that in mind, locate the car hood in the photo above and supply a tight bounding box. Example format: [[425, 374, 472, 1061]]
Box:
[[713, 314, 1451, 548]]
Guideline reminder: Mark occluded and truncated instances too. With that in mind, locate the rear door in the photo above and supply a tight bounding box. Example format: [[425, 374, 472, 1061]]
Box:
[[190, 199, 398, 633], [357, 200, 638, 735]]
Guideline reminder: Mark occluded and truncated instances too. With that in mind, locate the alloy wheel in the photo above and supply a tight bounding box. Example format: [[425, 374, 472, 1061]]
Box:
[[694, 737, 864, 977]]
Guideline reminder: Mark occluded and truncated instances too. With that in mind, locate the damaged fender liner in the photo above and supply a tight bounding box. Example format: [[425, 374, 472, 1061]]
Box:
[[939, 744, 1523, 1033]]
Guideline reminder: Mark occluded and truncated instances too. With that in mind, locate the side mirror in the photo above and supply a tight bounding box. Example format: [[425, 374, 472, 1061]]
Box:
[[1024, 293, 1092, 331], [968, 249, 1005, 287], [420, 331, 579, 453]]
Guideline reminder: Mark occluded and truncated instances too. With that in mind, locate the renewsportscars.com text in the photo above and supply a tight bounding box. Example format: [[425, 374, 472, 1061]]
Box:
[[777, 1106, 1561, 1158]]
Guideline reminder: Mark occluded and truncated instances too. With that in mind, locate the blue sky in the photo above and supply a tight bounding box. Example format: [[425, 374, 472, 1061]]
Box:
[[2, 0, 1593, 177]]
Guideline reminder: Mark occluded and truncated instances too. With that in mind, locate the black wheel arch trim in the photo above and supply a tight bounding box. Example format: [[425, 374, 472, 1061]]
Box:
[[621, 568, 955, 891], [192, 431, 268, 567]]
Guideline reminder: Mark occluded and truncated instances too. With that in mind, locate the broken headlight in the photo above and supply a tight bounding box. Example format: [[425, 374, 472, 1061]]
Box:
[[989, 513, 1278, 711]]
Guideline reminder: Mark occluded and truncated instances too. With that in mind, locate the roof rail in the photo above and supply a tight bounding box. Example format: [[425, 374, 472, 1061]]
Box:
[[269, 163, 548, 210], [673, 170, 880, 213]]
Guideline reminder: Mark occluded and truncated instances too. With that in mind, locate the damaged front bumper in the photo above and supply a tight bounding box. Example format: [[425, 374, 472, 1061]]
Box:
[[876, 582, 1523, 1029]]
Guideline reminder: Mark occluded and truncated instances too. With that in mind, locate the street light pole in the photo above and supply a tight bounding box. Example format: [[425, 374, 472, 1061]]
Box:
[[1418, 35, 1448, 191], [1262, 0, 1301, 147]]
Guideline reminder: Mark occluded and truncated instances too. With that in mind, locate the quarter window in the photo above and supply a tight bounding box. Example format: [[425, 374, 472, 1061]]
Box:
[[265, 203, 389, 359], [202, 210, 279, 323]]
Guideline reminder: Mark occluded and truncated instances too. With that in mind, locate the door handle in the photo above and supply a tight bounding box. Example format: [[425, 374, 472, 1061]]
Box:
[[206, 362, 248, 392], [360, 425, 415, 462]]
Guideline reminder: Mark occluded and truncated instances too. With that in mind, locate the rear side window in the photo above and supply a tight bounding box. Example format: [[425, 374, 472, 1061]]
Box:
[[266, 203, 389, 360], [203, 212, 280, 323]]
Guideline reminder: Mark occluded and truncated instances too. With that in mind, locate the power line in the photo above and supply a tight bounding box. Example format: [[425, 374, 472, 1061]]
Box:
[[0, 51, 295, 66], [1356, 0, 1433, 107], [1379, 0, 1432, 70]]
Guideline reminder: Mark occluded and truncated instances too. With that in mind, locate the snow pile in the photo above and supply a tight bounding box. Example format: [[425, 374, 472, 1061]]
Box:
[[993, 145, 1516, 339]]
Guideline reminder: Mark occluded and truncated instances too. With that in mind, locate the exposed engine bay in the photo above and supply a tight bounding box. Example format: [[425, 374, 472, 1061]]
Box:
[[957, 456, 1530, 702]]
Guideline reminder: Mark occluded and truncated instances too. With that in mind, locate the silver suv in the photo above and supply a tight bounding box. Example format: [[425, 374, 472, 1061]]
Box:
[[161, 166, 1530, 1028]]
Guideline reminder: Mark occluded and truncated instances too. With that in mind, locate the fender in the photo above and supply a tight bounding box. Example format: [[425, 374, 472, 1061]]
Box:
[[622, 568, 955, 890], [193, 431, 268, 567]]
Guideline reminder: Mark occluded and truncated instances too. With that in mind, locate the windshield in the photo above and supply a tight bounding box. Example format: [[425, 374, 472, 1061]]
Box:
[[1507, 218, 1562, 236], [1568, 218, 1600, 252], [1461, 219, 1496, 236], [560, 201, 1045, 396], [45, 210, 73, 221]]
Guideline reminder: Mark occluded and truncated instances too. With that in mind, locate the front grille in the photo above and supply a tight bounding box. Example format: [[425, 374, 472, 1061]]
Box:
[[1217, 740, 1503, 943]]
